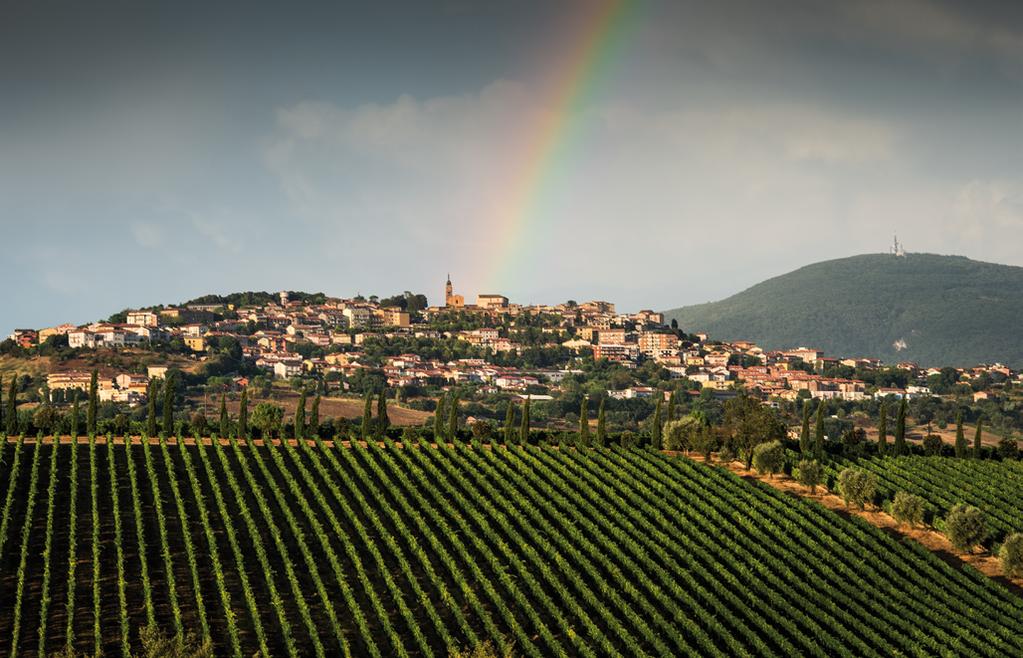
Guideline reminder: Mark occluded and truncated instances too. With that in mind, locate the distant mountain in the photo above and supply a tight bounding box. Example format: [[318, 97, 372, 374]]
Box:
[[663, 253, 1023, 367]]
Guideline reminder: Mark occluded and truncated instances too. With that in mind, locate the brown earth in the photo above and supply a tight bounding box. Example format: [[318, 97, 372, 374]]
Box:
[[687, 452, 1023, 594]]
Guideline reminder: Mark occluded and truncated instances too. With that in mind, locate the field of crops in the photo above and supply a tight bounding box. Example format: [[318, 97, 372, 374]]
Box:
[[2, 436, 1023, 657], [827, 455, 1023, 543]]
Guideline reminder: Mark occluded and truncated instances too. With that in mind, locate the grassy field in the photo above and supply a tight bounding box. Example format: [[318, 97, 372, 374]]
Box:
[[1, 438, 1022, 657]]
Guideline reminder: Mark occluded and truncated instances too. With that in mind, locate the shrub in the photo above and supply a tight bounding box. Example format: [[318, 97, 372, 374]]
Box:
[[922, 434, 944, 456], [997, 437, 1019, 460], [796, 459, 823, 494], [752, 440, 784, 477], [891, 491, 926, 527], [663, 417, 699, 452], [837, 468, 878, 510], [944, 504, 987, 552], [619, 431, 640, 448], [999, 533, 1023, 577]]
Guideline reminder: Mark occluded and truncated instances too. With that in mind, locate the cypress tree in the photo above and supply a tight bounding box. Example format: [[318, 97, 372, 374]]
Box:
[[162, 374, 175, 437], [87, 370, 98, 435], [434, 395, 446, 443], [894, 398, 907, 456], [813, 401, 825, 461], [219, 396, 229, 439], [799, 402, 812, 455], [310, 394, 320, 437], [651, 397, 663, 450], [666, 390, 677, 424], [596, 398, 606, 447], [877, 400, 888, 456], [377, 390, 390, 439], [361, 392, 373, 440], [519, 396, 530, 445], [238, 387, 249, 438], [447, 394, 459, 442], [974, 418, 984, 459], [70, 391, 80, 438], [5, 376, 17, 435], [954, 412, 967, 458], [0, 374, 3, 432], [578, 396, 590, 447], [503, 401, 515, 445], [295, 389, 306, 440], [146, 381, 158, 437]]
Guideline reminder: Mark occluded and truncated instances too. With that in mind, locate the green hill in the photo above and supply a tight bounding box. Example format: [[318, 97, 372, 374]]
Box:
[[663, 253, 1023, 366]]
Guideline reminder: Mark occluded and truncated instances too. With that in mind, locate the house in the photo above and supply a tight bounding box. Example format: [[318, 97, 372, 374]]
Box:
[[272, 358, 304, 379], [147, 365, 169, 379], [184, 335, 207, 352], [476, 294, 509, 310], [126, 311, 159, 327], [8, 329, 38, 348]]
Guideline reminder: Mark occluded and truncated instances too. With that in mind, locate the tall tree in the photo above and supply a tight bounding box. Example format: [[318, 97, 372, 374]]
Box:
[[651, 397, 663, 450], [974, 418, 984, 459], [894, 397, 907, 456], [503, 401, 515, 445], [666, 390, 677, 424], [146, 381, 158, 436], [954, 412, 967, 458], [238, 387, 249, 438], [434, 395, 446, 443], [5, 377, 17, 435], [361, 392, 373, 440], [519, 396, 530, 445], [219, 396, 229, 439], [578, 396, 590, 446], [87, 370, 98, 435], [310, 394, 320, 437], [162, 374, 175, 436], [447, 394, 459, 442], [377, 390, 390, 439], [799, 402, 812, 454], [877, 400, 888, 456], [596, 398, 607, 447], [813, 401, 825, 461], [295, 389, 307, 440], [70, 391, 80, 437]]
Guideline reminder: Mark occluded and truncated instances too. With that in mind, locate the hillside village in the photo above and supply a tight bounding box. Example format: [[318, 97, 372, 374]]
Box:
[[2, 275, 1021, 440]]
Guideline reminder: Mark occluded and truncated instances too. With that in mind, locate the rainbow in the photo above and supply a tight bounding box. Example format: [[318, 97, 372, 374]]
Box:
[[482, 0, 641, 292]]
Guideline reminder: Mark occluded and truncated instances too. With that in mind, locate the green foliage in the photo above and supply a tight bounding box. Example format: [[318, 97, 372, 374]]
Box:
[[752, 440, 784, 477], [813, 402, 825, 461], [663, 253, 1023, 366], [295, 390, 306, 440], [944, 504, 987, 553], [999, 533, 1023, 578], [595, 398, 606, 448], [723, 395, 785, 469], [796, 459, 823, 493], [921, 433, 943, 456], [361, 392, 373, 440], [503, 401, 515, 445], [238, 387, 248, 438], [894, 398, 908, 456], [891, 491, 926, 528], [799, 403, 812, 455], [650, 397, 663, 450], [310, 394, 320, 437], [434, 395, 446, 442], [877, 400, 888, 456], [162, 374, 176, 437], [578, 397, 590, 447], [377, 391, 390, 439], [447, 394, 459, 442], [519, 398, 531, 445], [663, 416, 700, 452], [250, 402, 283, 439], [997, 437, 1019, 460], [974, 419, 984, 459], [691, 426, 717, 461], [837, 468, 878, 510], [954, 413, 967, 458], [449, 640, 513, 658], [86, 371, 98, 436], [132, 625, 213, 657]]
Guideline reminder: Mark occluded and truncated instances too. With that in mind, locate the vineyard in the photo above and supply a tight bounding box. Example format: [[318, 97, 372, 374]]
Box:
[[827, 456, 1023, 543], [2, 437, 1023, 657]]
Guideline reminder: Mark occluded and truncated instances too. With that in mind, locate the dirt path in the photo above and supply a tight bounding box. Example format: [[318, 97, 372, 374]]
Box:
[[686, 452, 1023, 595]]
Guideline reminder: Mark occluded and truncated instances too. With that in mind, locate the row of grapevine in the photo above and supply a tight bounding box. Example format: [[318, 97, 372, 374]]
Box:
[[829, 455, 1023, 541], [3, 436, 1023, 656]]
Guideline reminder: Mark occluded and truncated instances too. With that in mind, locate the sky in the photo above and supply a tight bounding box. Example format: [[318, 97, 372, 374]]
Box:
[[3, 0, 1023, 335]]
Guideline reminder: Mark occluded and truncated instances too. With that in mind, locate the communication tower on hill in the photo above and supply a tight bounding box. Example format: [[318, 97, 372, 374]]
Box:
[[890, 233, 906, 257]]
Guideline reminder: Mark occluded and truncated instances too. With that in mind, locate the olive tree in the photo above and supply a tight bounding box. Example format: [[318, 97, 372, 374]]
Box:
[[663, 416, 700, 452], [752, 440, 785, 477], [837, 468, 878, 510], [796, 459, 823, 494], [891, 491, 926, 527], [999, 533, 1023, 577], [944, 504, 987, 553]]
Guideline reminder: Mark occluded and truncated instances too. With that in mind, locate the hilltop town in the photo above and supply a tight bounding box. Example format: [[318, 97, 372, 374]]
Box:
[[2, 275, 1020, 444]]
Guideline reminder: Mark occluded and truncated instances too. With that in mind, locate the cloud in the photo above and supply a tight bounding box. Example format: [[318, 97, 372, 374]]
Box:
[[131, 222, 165, 248]]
